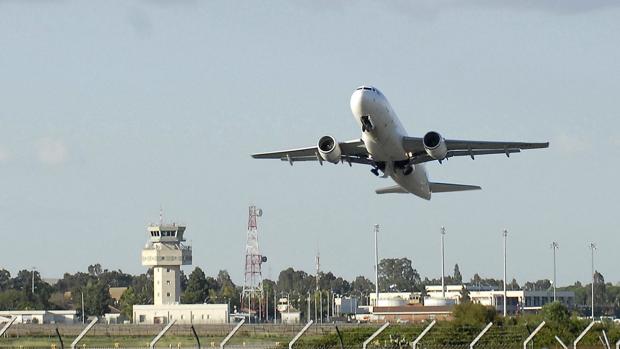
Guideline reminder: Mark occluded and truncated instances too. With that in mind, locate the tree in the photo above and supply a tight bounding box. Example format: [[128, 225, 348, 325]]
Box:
[[540, 301, 570, 324], [181, 267, 208, 304], [378, 258, 421, 291], [0, 269, 10, 291], [453, 264, 463, 284], [453, 302, 497, 325], [509, 278, 520, 290], [74, 280, 112, 317], [119, 286, 149, 320], [350, 276, 375, 302], [460, 287, 471, 303], [87, 264, 103, 277]]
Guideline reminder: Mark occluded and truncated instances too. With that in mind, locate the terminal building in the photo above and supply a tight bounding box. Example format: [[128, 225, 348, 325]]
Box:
[[133, 222, 229, 324]]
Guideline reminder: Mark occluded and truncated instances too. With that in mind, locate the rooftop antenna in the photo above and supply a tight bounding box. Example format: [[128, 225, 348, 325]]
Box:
[[159, 206, 163, 225]]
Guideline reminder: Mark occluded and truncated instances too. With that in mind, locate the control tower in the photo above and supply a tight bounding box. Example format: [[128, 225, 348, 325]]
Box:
[[141, 223, 192, 306]]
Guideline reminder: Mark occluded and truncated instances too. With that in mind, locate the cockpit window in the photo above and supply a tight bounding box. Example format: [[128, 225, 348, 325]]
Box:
[[356, 87, 374, 91]]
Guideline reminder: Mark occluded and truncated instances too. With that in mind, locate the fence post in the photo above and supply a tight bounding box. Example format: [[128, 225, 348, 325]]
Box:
[[55, 327, 64, 349], [602, 330, 611, 349], [555, 336, 568, 349], [71, 317, 98, 349], [573, 321, 595, 349], [149, 319, 176, 349], [288, 320, 314, 349], [523, 321, 545, 349], [0, 316, 16, 337], [219, 319, 245, 349], [190, 325, 201, 349], [411, 320, 436, 349], [362, 322, 390, 349], [470, 322, 493, 349]]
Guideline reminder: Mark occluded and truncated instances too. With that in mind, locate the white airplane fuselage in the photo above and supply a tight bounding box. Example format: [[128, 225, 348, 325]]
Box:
[[350, 86, 431, 199]]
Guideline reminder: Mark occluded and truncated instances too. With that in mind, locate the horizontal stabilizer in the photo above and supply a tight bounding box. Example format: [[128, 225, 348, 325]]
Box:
[[375, 185, 409, 194], [429, 182, 481, 193]]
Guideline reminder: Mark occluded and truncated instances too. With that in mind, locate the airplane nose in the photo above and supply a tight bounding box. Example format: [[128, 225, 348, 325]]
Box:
[[350, 88, 372, 114]]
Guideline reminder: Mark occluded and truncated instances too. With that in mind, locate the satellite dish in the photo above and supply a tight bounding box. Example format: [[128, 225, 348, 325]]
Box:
[[257, 208, 263, 217]]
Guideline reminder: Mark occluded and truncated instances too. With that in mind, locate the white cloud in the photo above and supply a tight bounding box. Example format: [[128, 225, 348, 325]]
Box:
[[36, 137, 68, 165]]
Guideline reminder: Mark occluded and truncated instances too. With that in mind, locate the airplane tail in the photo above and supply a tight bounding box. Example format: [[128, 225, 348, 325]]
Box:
[[375, 182, 481, 195], [429, 182, 481, 193]]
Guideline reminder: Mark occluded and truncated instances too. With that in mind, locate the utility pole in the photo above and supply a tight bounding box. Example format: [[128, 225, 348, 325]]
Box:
[[591, 244, 596, 320], [551, 242, 559, 302], [319, 290, 323, 324], [273, 291, 277, 324], [374, 224, 379, 306], [441, 227, 446, 299], [315, 251, 320, 322], [503, 229, 508, 317]]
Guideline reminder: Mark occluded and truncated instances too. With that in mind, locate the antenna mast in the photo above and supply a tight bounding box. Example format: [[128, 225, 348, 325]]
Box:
[[242, 205, 266, 323]]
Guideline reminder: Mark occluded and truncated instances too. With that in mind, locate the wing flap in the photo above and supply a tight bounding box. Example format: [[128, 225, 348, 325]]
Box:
[[375, 185, 409, 194], [252, 139, 369, 161], [429, 182, 481, 193]]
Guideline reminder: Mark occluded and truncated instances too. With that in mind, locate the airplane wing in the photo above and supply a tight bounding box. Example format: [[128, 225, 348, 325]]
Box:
[[402, 137, 549, 164], [252, 139, 372, 165]]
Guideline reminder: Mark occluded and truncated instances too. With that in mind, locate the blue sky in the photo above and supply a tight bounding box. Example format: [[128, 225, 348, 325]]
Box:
[[1, 0, 619, 287]]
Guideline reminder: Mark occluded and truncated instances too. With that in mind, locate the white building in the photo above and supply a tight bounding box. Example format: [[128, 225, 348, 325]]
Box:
[[368, 292, 422, 306], [334, 296, 359, 315], [424, 285, 574, 314], [133, 304, 229, 324], [0, 310, 77, 324]]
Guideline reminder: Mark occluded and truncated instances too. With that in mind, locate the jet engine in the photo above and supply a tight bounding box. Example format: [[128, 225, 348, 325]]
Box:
[[423, 131, 448, 160], [317, 135, 342, 164]]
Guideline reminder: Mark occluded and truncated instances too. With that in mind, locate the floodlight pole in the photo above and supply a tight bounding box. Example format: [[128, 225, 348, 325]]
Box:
[[589, 242, 596, 320], [503, 229, 508, 317], [441, 227, 446, 299], [374, 224, 379, 306], [552, 242, 559, 302]]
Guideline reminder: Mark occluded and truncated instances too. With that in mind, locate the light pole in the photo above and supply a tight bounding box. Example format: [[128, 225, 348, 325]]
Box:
[[503, 229, 508, 317], [31, 267, 36, 294], [374, 224, 379, 306], [441, 227, 446, 299], [551, 242, 559, 302], [589, 242, 596, 320]]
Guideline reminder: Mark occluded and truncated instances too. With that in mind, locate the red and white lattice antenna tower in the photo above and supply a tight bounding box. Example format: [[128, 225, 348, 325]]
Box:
[[242, 205, 267, 322]]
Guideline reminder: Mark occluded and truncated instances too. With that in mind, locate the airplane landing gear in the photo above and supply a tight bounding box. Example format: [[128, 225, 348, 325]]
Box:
[[403, 165, 413, 176], [371, 168, 379, 176]]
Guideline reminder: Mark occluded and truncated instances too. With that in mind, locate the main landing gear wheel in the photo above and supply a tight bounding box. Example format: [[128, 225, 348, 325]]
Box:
[[403, 166, 413, 176]]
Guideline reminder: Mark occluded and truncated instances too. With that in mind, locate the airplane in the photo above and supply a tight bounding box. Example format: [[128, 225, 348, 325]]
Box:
[[252, 86, 549, 200]]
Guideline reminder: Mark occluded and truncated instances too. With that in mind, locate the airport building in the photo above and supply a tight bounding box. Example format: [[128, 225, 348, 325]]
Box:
[[0, 310, 77, 324], [133, 222, 229, 324], [368, 292, 422, 306], [425, 285, 575, 314]]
